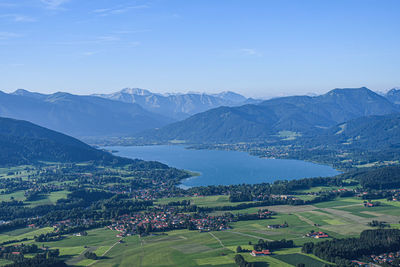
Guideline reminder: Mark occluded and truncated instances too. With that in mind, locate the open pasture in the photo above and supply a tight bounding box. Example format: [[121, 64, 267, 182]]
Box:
[[155, 195, 254, 208], [272, 253, 327, 267]]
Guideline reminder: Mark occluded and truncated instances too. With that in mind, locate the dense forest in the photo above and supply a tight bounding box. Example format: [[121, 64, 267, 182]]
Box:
[[302, 229, 400, 265], [0, 117, 133, 166], [342, 165, 400, 189]]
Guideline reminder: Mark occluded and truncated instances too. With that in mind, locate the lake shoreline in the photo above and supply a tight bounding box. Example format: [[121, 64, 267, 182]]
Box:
[[106, 145, 340, 188]]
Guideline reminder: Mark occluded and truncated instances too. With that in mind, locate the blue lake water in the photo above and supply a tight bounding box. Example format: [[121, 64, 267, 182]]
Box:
[[107, 145, 340, 188]]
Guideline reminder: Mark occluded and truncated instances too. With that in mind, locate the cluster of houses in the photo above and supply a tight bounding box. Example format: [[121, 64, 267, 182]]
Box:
[[269, 194, 299, 201], [369, 251, 400, 265], [256, 209, 274, 219], [190, 217, 231, 231], [331, 188, 355, 194], [350, 260, 371, 266], [107, 209, 233, 237], [110, 183, 206, 201], [388, 190, 400, 201], [306, 231, 329, 238]]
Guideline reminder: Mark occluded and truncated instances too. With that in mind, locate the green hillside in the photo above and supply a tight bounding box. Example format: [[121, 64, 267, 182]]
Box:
[[137, 87, 399, 143], [0, 117, 130, 166]]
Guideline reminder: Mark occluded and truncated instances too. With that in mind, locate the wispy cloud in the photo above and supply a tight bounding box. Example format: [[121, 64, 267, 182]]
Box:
[[96, 35, 120, 42], [82, 51, 98, 56], [222, 48, 263, 58], [0, 32, 21, 40], [92, 5, 148, 16], [40, 0, 70, 10], [0, 14, 36, 22], [239, 48, 262, 56]]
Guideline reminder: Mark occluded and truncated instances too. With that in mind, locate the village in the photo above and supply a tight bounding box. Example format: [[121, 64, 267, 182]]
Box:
[[107, 209, 234, 236], [369, 251, 400, 265], [107, 208, 274, 237]]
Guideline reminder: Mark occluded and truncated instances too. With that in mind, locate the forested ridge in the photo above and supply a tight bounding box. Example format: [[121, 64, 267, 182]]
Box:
[[0, 117, 132, 166]]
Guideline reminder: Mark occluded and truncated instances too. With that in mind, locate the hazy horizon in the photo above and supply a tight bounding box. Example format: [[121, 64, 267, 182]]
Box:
[[1, 85, 399, 99], [1, 0, 400, 98]]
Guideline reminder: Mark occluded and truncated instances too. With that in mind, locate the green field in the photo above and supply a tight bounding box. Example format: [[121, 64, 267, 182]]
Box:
[[0, 190, 26, 201], [272, 253, 327, 267], [0, 214, 338, 267], [26, 190, 70, 207], [0, 227, 54, 244], [155, 195, 253, 207], [0, 259, 13, 266], [2, 194, 399, 266]]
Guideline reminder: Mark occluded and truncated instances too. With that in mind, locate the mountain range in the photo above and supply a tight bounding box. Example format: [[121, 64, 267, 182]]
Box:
[[94, 88, 259, 120], [0, 89, 173, 137], [0, 88, 257, 138], [1, 87, 399, 143], [136, 87, 400, 143], [300, 112, 400, 151]]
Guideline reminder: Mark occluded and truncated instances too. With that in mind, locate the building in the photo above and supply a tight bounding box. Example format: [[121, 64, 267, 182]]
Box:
[[267, 223, 288, 229], [306, 231, 329, 238], [364, 202, 375, 207], [250, 249, 271, 256]]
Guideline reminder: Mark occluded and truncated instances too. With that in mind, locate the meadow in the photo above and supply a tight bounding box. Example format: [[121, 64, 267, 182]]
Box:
[[1, 170, 400, 267]]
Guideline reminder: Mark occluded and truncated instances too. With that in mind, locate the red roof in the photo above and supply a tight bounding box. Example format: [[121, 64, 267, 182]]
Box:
[[251, 249, 271, 255], [316, 234, 329, 238]]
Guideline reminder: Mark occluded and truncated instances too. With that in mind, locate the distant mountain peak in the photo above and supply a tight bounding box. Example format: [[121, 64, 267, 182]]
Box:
[[11, 89, 47, 99], [212, 91, 247, 103], [120, 88, 152, 96], [386, 88, 400, 104], [95, 88, 257, 120], [328, 87, 371, 94], [13, 88, 30, 95], [387, 88, 400, 94]]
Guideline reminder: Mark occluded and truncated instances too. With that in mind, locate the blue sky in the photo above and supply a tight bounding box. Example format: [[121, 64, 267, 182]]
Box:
[[0, 0, 399, 97]]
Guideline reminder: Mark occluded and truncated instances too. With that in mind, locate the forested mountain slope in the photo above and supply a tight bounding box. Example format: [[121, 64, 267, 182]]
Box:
[[0, 89, 173, 137], [0, 117, 130, 166], [137, 87, 399, 143]]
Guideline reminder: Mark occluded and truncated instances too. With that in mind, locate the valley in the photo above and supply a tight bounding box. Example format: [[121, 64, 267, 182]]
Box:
[[0, 88, 400, 267], [2, 1, 400, 266], [0, 161, 400, 267]]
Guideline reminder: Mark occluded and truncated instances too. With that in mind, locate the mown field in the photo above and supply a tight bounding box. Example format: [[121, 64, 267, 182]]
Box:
[[1, 193, 399, 266]]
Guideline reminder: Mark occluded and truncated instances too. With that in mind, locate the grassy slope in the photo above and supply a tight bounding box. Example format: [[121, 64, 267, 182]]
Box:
[[1, 196, 400, 266]]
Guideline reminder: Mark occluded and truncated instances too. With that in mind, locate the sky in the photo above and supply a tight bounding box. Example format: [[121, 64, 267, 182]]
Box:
[[0, 0, 399, 98]]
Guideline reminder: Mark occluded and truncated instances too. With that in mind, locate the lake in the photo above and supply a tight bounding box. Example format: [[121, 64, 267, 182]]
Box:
[[107, 145, 340, 188]]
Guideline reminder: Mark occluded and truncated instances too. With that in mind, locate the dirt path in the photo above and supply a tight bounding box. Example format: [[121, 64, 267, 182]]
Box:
[[227, 231, 273, 241], [87, 239, 122, 266], [66, 246, 98, 266], [138, 237, 145, 267], [294, 213, 315, 226], [101, 239, 121, 256], [263, 205, 317, 214], [209, 232, 225, 248]]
